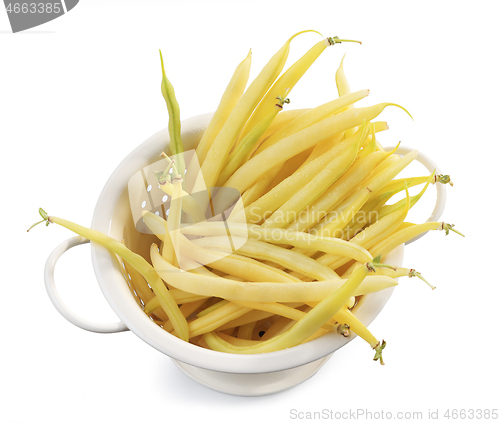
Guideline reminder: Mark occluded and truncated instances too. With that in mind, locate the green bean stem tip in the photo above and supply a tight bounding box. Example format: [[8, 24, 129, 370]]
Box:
[[27, 208, 51, 232], [409, 269, 436, 290], [435, 174, 454, 186], [337, 323, 350, 337], [328, 36, 362, 45], [442, 223, 464, 237], [373, 340, 386, 365], [160, 151, 181, 178], [367, 258, 396, 272]]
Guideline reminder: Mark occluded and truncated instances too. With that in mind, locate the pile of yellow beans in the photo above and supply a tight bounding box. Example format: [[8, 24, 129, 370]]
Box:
[[30, 31, 462, 364]]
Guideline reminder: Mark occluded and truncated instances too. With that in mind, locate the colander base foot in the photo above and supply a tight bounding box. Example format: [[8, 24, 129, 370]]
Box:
[[171, 353, 333, 396]]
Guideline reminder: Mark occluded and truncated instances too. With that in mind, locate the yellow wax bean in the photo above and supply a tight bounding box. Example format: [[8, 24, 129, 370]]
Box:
[[186, 261, 220, 278], [287, 150, 392, 233], [163, 298, 208, 333], [194, 50, 252, 167], [180, 222, 372, 263], [159, 51, 184, 177], [376, 267, 436, 290], [142, 211, 176, 265], [338, 170, 420, 240], [339, 198, 386, 241], [231, 91, 370, 206], [260, 315, 297, 340], [371, 153, 401, 175], [145, 290, 210, 317], [178, 236, 300, 283], [336, 54, 351, 97], [261, 120, 367, 229], [218, 310, 274, 331], [237, 321, 257, 340], [374, 172, 434, 221], [219, 332, 261, 346], [270, 147, 316, 189], [319, 188, 410, 269], [300, 132, 346, 170], [216, 102, 283, 187], [238, 129, 364, 224], [370, 221, 462, 259], [235, 92, 368, 200], [336, 53, 357, 139], [192, 236, 339, 281], [238, 37, 334, 142], [397, 222, 416, 230], [349, 174, 432, 232], [255, 108, 310, 150], [230, 300, 338, 331], [151, 246, 397, 302], [196, 299, 228, 318], [335, 307, 381, 349], [203, 264, 372, 354], [330, 219, 404, 270], [122, 260, 154, 304], [194, 30, 318, 194], [357, 124, 378, 158], [41, 212, 189, 342], [381, 176, 432, 193], [223, 103, 409, 211], [234, 162, 286, 211], [167, 175, 183, 263], [316, 150, 417, 238], [253, 90, 369, 156], [188, 302, 252, 338], [169, 288, 208, 304], [144, 296, 161, 315]]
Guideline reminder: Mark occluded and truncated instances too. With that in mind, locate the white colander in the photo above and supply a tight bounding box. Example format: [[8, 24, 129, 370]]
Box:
[[44, 112, 446, 396]]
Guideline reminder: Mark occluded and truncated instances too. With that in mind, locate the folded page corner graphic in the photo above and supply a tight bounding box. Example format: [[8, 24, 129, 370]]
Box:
[[4, 0, 79, 33], [64, 0, 78, 12]]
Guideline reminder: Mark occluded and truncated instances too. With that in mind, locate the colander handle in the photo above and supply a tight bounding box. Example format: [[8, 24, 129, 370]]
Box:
[[386, 145, 447, 245], [44, 236, 129, 333]]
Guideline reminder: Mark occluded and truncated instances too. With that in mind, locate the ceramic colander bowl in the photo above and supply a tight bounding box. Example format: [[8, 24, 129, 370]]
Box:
[[44, 112, 446, 396]]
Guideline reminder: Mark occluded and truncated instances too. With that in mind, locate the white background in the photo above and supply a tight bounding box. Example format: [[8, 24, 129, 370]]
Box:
[[1, 1, 499, 422]]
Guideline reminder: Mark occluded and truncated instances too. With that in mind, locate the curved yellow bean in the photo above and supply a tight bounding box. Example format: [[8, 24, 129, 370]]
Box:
[[230, 300, 338, 331], [42, 213, 189, 342], [238, 37, 332, 142], [194, 30, 319, 194], [216, 103, 283, 187], [203, 264, 371, 354], [261, 120, 367, 229], [316, 150, 418, 238], [195, 49, 252, 167], [192, 236, 339, 281], [238, 128, 364, 224], [180, 222, 372, 263], [287, 150, 391, 233], [151, 245, 397, 303], [178, 236, 300, 283], [223, 103, 408, 209]]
